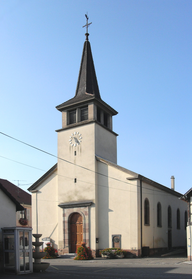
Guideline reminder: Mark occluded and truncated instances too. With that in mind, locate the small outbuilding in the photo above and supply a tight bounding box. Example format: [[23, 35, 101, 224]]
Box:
[[0, 183, 33, 274]]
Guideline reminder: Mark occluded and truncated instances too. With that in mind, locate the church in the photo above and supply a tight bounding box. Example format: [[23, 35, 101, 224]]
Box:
[[28, 20, 187, 257]]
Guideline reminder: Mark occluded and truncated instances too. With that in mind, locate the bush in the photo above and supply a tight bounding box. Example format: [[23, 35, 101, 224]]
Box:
[[74, 242, 93, 260], [43, 243, 58, 259]]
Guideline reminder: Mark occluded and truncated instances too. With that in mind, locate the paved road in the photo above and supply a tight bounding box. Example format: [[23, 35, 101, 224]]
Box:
[[1, 255, 192, 279]]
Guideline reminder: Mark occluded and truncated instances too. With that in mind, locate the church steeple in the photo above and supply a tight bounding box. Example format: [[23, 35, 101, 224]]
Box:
[[74, 14, 101, 99], [75, 34, 101, 100], [56, 16, 117, 131]]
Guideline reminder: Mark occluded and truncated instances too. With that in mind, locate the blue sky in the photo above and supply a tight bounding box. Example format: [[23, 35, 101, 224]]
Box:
[[0, 0, 191, 194]]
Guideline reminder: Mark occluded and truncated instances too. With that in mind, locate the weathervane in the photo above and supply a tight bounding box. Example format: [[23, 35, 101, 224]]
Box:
[[83, 14, 92, 40]]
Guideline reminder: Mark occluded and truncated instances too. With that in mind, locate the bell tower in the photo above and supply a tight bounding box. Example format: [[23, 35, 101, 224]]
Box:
[[55, 15, 118, 254], [56, 18, 118, 164], [56, 16, 118, 204]]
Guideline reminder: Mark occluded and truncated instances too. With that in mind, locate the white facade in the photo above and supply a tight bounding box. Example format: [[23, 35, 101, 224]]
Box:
[[0, 188, 16, 229], [29, 34, 187, 257], [30, 125, 187, 256], [0, 186, 23, 272]]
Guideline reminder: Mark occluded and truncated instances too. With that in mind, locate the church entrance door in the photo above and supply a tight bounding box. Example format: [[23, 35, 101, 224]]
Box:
[[69, 213, 83, 253]]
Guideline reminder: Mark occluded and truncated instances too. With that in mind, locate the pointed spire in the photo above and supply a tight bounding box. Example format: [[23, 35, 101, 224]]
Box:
[[75, 37, 101, 99], [56, 15, 118, 115], [73, 16, 101, 99]]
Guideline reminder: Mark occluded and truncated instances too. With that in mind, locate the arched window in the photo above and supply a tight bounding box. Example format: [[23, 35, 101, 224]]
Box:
[[168, 206, 172, 228], [144, 198, 150, 225], [177, 209, 180, 229], [157, 202, 162, 227], [185, 211, 188, 230]]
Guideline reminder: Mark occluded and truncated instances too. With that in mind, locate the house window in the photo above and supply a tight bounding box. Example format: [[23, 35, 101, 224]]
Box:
[[177, 209, 180, 229], [20, 209, 26, 219], [104, 112, 109, 127], [168, 206, 172, 228], [97, 107, 101, 123], [185, 211, 188, 230], [144, 198, 150, 225], [19, 208, 28, 225], [69, 109, 76, 124], [80, 106, 88, 121], [157, 202, 162, 227]]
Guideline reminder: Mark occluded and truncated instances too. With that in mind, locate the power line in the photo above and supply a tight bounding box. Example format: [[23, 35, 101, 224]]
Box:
[[0, 155, 46, 172], [0, 152, 177, 197], [0, 131, 178, 197], [0, 154, 181, 198], [0, 131, 135, 186]]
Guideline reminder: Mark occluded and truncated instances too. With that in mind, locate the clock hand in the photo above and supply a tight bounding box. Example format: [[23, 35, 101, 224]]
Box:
[[74, 137, 79, 144]]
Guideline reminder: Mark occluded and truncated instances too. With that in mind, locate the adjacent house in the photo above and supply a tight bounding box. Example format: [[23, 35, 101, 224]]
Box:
[[28, 28, 187, 257], [0, 179, 31, 228], [0, 183, 24, 271]]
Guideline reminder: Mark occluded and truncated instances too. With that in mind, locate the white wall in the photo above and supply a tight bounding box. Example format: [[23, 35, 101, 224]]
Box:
[[31, 170, 59, 248], [57, 124, 96, 204], [96, 161, 139, 250], [0, 189, 17, 271], [0, 189, 16, 229], [142, 182, 187, 249], [95, 124, 117, 164]]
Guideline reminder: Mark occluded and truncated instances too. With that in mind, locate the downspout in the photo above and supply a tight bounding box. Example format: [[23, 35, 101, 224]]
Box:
[[31, 190, 39, 234], [36, 191, 38, 234]]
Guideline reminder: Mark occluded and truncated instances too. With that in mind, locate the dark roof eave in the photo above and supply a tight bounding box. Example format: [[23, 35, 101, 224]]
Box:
[[0, 179, 31, 205], [180, 187, 192, 201], [56, 95, 95, 111], [28, 164, 57, 192], [96, 157, 183, 197], [56, 97, 118, 116], [96, 156, 138, 177], [0, 183, 24, 211], [128, 175, 183, 197]]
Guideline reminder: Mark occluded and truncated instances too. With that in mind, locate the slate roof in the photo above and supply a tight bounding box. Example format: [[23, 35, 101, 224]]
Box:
[[0, 183, 24, 211], [0, 179, 31, 205], [56, 34, 117, 116]]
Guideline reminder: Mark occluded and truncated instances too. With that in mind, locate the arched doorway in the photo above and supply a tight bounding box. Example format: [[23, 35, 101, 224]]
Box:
[[69, 213, 83, 253]]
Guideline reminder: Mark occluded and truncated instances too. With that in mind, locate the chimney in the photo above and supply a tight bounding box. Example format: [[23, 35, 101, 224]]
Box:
[[171, 176, 175, 190]]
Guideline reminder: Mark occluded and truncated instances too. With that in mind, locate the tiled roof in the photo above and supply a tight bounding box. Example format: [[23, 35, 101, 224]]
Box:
[[0, 179, 31, 205], [0, 183, 24, 211]]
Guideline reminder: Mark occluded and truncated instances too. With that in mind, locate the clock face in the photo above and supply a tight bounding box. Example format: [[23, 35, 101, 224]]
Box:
[[69, 132, 82, 147]]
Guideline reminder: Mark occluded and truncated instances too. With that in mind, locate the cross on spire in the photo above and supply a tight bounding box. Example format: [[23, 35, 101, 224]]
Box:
[[83, 14, 92, 40]]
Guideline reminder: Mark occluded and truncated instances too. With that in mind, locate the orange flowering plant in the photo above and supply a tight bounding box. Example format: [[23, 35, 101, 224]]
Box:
[[43, 243, 58, 259], [74, 242, 93, 260]]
